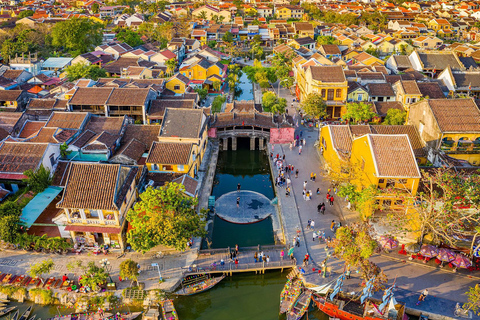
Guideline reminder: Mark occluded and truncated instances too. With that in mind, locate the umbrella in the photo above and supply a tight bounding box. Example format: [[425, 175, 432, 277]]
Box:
[[380, 238, 399, 250], [452, 254, 471, 268], [420, 244, 439, 258], [288, 247, 295, 256], [437, 248, 456, 262], [406, 242, 421, 253]]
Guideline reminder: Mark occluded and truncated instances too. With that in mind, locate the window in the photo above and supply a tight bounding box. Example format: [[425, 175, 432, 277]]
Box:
[[174, 85, 180, 90], [321, 89, 326, 98], [335, 89, 342, 98], [357, 94, 363, 101], [177, 165, 185, 172], [398, 179, 407, 184], [395, 200, 403, 206], [49, 154, 56, 167], [90, 210, 99, 218], [386, 179, 396, 188], [411, 98, 417, 103], [322, 137, 327, 150], [152, 164, 159, 171], [379, 179, 385, 184], [327, 89, 334, 100], [163, 165, 174, 171]]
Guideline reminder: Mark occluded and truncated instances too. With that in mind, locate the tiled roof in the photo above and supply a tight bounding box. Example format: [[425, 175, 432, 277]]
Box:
[[106, 88, 151, 106], [417, 82, 445, 99], [427, 98, 480, 132], [368, 134, 420, 178], [371, 125, 425, 157], [148, 99, 195, 118], [373, 101, 404, 116], [45, 112, 88, 129], [368, 83, 394, 97], [85, 116, 124, 135], [0, 112, 22, 133], [0, 90, 23, 101], [146, 142, 192, 165], [121, 125, 160, 151], [329, 125, 352, 156], [160, 108, 204, 139], [114, 138, 146, 162], [417, 52, 463, 70], [18, 121, 46, 138], [0, 142, 48, 174], [58, 163, 137, 211], [309, 65, 345, 83], [69, 87, 114, 106], [400, 80, 421, 95]]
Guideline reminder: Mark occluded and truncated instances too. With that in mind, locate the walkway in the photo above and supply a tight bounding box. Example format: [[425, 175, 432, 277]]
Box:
[[269, 98, 480, 319], [215, 191, 274, 224]]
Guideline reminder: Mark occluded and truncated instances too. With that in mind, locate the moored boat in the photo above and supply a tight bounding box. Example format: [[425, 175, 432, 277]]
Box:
[[287, 290, 312, 320], [0, 307, 16, 317], [18, 305, 32, 320], [280, 277, 303, 314], [27, 315, 36, 320], [12, 309, 19, 320], [47, 312, 113, 320], [174, 274, 225, 296], [160, 300, 178, 320]]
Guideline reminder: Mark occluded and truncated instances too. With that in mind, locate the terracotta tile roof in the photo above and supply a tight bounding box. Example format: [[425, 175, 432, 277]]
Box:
[[18, 121, 46, 138], [45, 112, 88, 129], [85, 115, 125, 135], [417, 82, 445, 99], [0, 90, 23, 101], [349, 125, 373, 137], [309, 65, 345, 83], [58, 163, 137, 211], [417, 52, 463, 70], [148, 99, 195, 118], [146, 142, 192, 165], [427, 98, 480, 132], [0, 112, 22, 134], [28, 127, 59, 143], [113, 138, 147, 163], [210, 113, 277, 129], [371, 125, 425, 157], [71, 130, 97, 148], [172, 174, 198, 196], [329, 125, 352, 158], [373, 101, 404, 116], [367, 134, 420, 178], [68, 87, 114, 106], [160, 108, 204, 139], [0, 142, 48, 174], [399, 80, 421, 95], [106, 88, 151, 106], [368, 83, 395, 97], [121, 125, 160, 150]]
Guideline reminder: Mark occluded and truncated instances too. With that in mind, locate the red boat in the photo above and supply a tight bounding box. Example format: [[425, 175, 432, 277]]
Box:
[[313, 292, 406, 320]]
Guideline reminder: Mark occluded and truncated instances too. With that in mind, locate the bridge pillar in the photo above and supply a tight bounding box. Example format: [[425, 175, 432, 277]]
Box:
[[250, 137, 255, 150], [223, 138, 228, 151], [259, 138, 264, 150], [232, 137, 237, 151]]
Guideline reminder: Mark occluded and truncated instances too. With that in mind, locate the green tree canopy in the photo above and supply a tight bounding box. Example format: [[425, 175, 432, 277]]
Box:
[[0, 201, 22, 218], [29, 259, 54, 279], [18, 10, 34, 18], [301, 92, 327, 119], [383, 108, 406, 125], [80, 262, 108, 291], [222, 31, 234, 43], [119, 259, 140, 285], [316, 36, 339, 45], [116, 29, 143, 47], [465, 285, 480, 315], [165, 58, 177, 74], [0, 215, 21, 243], [91, 3, 99, 13], [51, 18, 103, 55], [344, 102, 377, 124], [194, 87, 208, 100], [64, 63, 107, 82], [23, 165, 51, 194], [127, 183, 207, 252], [262, 91, 286, 114]]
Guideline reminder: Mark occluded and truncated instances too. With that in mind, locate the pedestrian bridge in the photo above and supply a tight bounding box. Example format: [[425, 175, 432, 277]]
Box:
[[215, 191, 275, 224], [183, 245, 296, 276]]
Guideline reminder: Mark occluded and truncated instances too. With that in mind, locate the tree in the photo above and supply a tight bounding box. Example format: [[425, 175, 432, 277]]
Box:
[[383, 108, 406, 125], [51, 18, 103, 55], [365, 47, 379, 58], [301, 92, 327, 120], [91, 3, 99, 13], [262, 91, 286, 114], [329, 224, 386, 287], [316, 36, 339, 45], [198, 11, 207, 20], [222, 31, 234, 43], [194, 87, 208, 100], [207, 40, 217, 49], [383, 168, 480, 246], [212, 95, 226, 113], [344, 102, 376, 124], [64, 63, 107, 82], [212, 81, 222, 92], [29, 259, 54, 281], [23, 165, 51, 193], [18, 10, 34, 18], [60, 142, 71, 159], [464, 285, 480, 315], [0, 215, 21, 243], [116, 29, 143, 47], [127, 183, 207, 252], [0, 201, 22, 218], [80, 262, 108, 291], [165, 58, 177, 75], [119, 259, 140, 285]]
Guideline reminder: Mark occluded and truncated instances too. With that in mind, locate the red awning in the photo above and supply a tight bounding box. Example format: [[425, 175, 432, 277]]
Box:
[[64, 225, 122, 234], [0, 173, 28, 181]]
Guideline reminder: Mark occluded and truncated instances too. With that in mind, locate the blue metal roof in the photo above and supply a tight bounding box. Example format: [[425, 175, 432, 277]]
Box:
[[21, 186, 63, 228], [41, 57, 73, 69]]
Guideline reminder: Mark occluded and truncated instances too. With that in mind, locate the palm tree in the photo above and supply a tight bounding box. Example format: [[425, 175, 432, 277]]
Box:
[[165, 58, 177, 75], [198, 10, 207, 20], [213, 81, 221, 92]]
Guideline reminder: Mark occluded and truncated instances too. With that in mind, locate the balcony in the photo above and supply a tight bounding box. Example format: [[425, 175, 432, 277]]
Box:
[[442, 140, 480, 154]]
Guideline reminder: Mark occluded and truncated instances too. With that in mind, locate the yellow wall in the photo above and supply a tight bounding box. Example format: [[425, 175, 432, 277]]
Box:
[[166, 78, 187, 94], [276, 8, 291, 19], [181, 64, 222, 81], [440, 133, 480, 165]]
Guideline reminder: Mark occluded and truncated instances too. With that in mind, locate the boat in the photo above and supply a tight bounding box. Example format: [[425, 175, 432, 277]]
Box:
[[142, 307, 160, 320], [0, 299, 9, 303], [104, 312, 142, 320], [280, 277, 303, 314], [12, 309, 19, 320], [18, 306, 33, 320], [174, 274, 225, 296], [47, 312, 113, 320], [287, 290, 312, 320], [0, 307, 16, 317], [160, 300, 178, 320], [28, 315, 36, 320]]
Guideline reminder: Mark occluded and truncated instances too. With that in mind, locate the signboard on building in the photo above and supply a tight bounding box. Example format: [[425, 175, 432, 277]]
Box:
[[270, 128, 295, 144], [208, 128, 217, 138]]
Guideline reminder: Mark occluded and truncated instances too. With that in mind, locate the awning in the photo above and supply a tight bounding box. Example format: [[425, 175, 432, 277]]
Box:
[[64, 225, 122, 234], [0, 173, 28, 181], [21, 186, 63, 228]]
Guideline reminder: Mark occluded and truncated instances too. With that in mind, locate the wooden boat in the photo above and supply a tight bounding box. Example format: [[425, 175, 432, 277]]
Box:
[[174, 274, 225, 296], [0, 307, 16, 317], [47, 312, 113, 320], [28, 314, 36, 320], [18, 305, 33, 320], [12, 309, 19, 320], [142, 307, 159, 320], [280, 278, 303, 314], [313, 292, 406, 320], [105, 312, 142, 320], [0, 298, 9, 303], [287, 290, 312, 320], [160, 300, 178, 320]]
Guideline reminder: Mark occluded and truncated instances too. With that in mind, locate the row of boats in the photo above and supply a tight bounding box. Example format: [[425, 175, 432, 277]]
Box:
[[0, 304, 35, 320], [279, 270, 407, 320]]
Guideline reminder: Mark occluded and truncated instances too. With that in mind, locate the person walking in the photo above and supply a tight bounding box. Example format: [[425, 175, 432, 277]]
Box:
[[296, 236, 300, 247], [280, 249, 284, 260], [330, 220, 336, 231], [266, 255, 270, 263], [316, 187, 320, 195], [310, 220, 315, 230], [416, 289, 429, 305], [313, 231, 317, 241], [303, 138, 306, 146], [237, 183, 241, 192], [299, 145, 303, 155], [310, 172, 314, 181], [307, 219, 312, 229], [254, 251, 258, 262], [317, 203, 322, 213], [237, 197, 240, 208], [313, 173, 316, 182], [295, 169, 299, 178], [321, 203, 326, 215], [330, 196, 334, 206], [235, 244, 239, 255], [304, 253, 309, 266], [287, 177, 291, 187], [304, 181, 308, 189]]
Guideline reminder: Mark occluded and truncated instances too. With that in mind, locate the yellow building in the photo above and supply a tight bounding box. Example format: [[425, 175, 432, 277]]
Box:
[[179, 58, 225, 84], [408, 98, 480, 165], [146, 141, 196, 176], [275, 5, 303, 19], [428, 18, 451, 31], [393, 80, 422, 108], [351, 52, 385, 66], [57, 163, 139, 251], [165, 73, 191, 94], [295, 65, 347, 119]]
